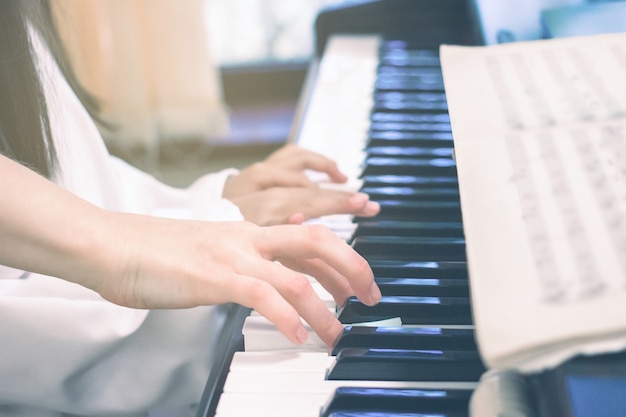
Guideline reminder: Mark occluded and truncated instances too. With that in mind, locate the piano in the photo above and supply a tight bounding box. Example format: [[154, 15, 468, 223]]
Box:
[[195, 1, 626, 416]]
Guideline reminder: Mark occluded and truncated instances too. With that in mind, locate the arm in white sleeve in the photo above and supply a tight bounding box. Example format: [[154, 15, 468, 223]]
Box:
[[0, 155, 230, 416], [108, 156, 244, 221]]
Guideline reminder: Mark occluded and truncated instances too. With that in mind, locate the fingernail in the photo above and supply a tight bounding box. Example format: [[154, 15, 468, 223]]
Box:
[[295, 326, 308, 344], [349, 192, 369, 205], [368, 283, 382, 305], [366, 201, 380, 213]]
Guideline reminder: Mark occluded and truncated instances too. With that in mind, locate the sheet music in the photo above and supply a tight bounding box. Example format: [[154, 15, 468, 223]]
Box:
[[440, 33, 626, 372]]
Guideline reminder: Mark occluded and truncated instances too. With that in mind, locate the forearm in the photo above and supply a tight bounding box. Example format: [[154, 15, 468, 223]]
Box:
[[0, 155, 381, 346], [0, 155, 114, 291]]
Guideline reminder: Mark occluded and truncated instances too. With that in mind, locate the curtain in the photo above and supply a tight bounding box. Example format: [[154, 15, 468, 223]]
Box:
[[53, 0, 230, 149]]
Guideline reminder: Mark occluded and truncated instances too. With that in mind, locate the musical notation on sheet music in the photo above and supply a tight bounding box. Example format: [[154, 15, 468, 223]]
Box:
[[442, 32, 626, 372], [483, 41, 626, 129], [462, 37, 626, 304]]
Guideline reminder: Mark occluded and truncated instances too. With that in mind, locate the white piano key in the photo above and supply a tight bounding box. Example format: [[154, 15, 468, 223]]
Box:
[[295, 36, 380, 182], [318, 180, 364, 192], [246, 281, 336, 310], [304, 214, 357, 241], [223, 370, 478, 394], [310, 281, 335, 308], [229, 351, 335, 372], [295, 36, 380, 247], [351, 317, 403, 327], [242, 315, 328, 352], [215, 392, 328, 416]]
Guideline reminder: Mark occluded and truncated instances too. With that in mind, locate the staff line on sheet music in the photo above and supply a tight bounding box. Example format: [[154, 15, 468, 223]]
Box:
[[571, 127, 626, 283], [482, 40, 626, 304], [485, 43, 626, 132]]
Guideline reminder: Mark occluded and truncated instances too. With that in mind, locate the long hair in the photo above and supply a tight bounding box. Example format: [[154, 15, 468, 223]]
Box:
[[0, 0, 100, 179]]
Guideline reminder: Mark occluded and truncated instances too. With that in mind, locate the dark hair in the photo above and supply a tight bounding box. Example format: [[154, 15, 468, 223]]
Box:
[[0, 1, 57, 178], [0, 0, 100, 179]]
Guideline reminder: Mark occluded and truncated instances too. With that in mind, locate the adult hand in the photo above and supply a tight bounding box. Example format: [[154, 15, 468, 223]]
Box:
[[1, 154, 381, 347], [97, 216, 381, 347], [229, 187, 381, 226], [222, 144, 348, 199]]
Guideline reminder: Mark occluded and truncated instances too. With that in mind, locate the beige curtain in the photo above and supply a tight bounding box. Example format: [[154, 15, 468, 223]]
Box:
[[53, 0, 230, 149]]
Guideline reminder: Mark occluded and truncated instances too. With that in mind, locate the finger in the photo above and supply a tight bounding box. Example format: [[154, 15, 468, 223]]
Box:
[[257, 261, 344, 346], [226, 272, 310, 345], [287, 213, 306, 225], [352, 200, 381, 218], [269, 146, 348, 183], [297, 191, 380, 221], [343, 193, 380, 217], [301, 155, 347, 183], [232, 255, 345, 346], [258, 225, 381, 307], [279, 257, 355, 306], [257, 168, 315, 189]]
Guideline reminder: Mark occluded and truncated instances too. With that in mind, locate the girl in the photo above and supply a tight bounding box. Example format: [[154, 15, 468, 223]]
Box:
[[0, 1, 381, 415]]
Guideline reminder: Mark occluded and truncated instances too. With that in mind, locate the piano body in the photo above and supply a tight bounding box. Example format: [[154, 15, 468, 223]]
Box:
[[195, 1, 626, 416]]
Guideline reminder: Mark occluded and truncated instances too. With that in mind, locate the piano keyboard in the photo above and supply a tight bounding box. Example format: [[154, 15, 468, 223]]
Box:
[[207, 34, 480, 417]]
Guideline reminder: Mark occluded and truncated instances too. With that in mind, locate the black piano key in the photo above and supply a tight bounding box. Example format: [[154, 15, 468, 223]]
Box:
[[370, 121, 451, 132], [377, 92, 447, 103], [376, 277, 469, 297], [365, 186, 459, 201], [376, 78, 445, 92], [360, 187, 460, 201], [361, 187, 459, 202], [362, 175, 458, 188], [326, 349, 485, 382], [356, 200, 462, 222], [368, 132, 453, 148], [352, 236, 466, 262], [381, 40, 439, 52], [380, 45, 438, 54], [352, 221, 464, 239], [361, 157, 456, 177], [378, 62, 442, 74], [374, 100, 449, 113], [377, 66, 443, 76], [376, 76, 444, 91], [371, 112, 450, 124], [380, 46, 439, 56], [366, 146, 453, 158], [337, 295, 472, 325], [370, 131, 453, 141], [376, 73, 444, 90], [332, 326, 476, 355], [321, 387, 472, 417], [374, 91, 448, 104], [379, 54, 442, 67], [369, 261, 468, 280], [375, 92, 447, 109]]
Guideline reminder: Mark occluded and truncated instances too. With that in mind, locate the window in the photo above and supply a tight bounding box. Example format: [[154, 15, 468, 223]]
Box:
[[206, 0, 342, 66]]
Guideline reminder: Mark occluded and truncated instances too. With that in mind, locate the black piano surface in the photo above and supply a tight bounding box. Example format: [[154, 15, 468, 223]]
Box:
[[197, 1, 481, 416]]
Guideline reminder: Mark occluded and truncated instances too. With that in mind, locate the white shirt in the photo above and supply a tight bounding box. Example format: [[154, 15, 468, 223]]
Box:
[[0, 25, 244, 416]]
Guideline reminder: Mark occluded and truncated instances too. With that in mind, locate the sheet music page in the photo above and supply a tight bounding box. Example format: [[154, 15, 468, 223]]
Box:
[[440, 33, 626, 372]]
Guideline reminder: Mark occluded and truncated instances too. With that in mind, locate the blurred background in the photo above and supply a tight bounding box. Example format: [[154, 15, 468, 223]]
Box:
[[50, 0, 626, 187], [52, 0, 343, 186]]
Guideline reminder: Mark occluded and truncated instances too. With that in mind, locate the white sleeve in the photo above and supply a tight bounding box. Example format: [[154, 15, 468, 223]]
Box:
[[0, 273, 229, 416], [11, 25, 241, 416], [108, 156, 244, 221]]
